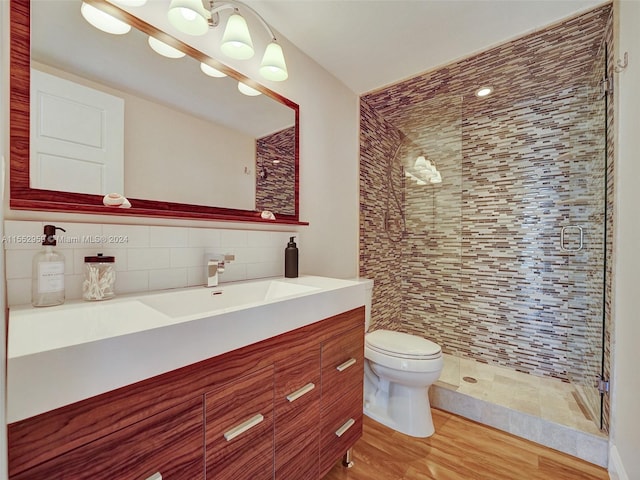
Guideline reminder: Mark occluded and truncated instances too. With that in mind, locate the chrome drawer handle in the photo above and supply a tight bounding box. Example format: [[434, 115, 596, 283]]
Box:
[[223, 414, 264, 441], [145, 473, 162, 480], [336, 358, 357, 372], [335, 418, 355, 437], [286, 382, 315, 402]]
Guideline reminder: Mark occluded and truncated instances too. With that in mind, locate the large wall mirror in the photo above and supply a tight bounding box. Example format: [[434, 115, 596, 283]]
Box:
[[9, 0, 303, 224]]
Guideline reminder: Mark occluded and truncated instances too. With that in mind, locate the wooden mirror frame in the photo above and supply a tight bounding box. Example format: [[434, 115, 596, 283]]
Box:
[[9, 0, 305, 225]]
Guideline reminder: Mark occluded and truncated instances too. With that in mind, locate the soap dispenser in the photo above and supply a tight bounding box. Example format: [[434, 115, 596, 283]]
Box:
[[32, 225, 66, 307], [285, 236, 298, 278]]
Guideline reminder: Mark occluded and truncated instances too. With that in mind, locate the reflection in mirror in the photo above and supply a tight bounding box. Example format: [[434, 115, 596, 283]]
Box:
[[10, 0, 301, 223]]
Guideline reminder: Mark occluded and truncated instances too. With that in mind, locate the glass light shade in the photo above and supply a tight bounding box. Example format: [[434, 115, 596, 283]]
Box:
[[168, 0, 209, 36], [238, 82, 262, 96], [200, 62, 227, 78], [260, 42, 288, 81], [148, 36, 186, 58], [221, 14, 254, 60], [110, 0, 148, 6], [80, 2, 131, 35]]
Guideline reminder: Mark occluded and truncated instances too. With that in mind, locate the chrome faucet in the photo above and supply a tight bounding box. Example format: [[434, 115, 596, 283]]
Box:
[[207, 254, 235, 287]]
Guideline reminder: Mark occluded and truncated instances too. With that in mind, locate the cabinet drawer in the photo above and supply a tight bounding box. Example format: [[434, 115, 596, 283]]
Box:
[[319, 385, 363, 477], [274, 345, 321, 480], [321, 325, 364, 408], [12, 397, 204, 480], [206, 365, 275, 480]]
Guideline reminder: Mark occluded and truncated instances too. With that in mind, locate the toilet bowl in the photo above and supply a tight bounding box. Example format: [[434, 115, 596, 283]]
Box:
[[360, 280, 444, 438]]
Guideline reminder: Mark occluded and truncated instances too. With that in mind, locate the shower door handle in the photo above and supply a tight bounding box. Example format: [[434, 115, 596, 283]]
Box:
[[560, 225, 583, 252]]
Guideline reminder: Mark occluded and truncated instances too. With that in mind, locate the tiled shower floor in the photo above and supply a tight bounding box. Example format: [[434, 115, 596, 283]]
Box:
[[436, 353, 603, 436]]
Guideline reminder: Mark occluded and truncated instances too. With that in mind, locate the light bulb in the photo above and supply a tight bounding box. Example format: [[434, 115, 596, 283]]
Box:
[[221, 13, 254, 60], [80, 2, 131, 35]]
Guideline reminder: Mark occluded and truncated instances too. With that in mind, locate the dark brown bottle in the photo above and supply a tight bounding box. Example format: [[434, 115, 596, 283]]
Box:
[[285, 236, 298, 278]]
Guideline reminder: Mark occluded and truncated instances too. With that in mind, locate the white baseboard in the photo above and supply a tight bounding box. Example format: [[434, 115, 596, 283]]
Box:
[[609, 444, 629, 480]]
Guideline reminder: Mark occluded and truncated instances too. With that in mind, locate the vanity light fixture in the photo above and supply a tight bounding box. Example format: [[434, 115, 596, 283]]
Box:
[[80, 2, 131, 35], [167, 0, 288, 81], [148, 36, 187, 58], [475, 86, 494, 97], [238, 82, 262, 96]]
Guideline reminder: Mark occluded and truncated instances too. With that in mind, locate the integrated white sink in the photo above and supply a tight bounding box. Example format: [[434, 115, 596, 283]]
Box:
[[139, 279, 321, 319], [8, 300, 173, 359], [7, 275, 369, 423]]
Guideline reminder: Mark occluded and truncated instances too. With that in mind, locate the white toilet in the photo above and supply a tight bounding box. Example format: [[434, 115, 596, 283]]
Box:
[[362, 280, 444, 437]]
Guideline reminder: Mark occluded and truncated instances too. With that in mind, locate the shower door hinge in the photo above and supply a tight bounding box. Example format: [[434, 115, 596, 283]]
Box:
[[597, 376, 610, 395], [601, 76, 613, 97]]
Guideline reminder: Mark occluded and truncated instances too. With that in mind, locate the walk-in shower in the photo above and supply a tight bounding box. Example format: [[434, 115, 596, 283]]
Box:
[[359, 4, 613, 440]]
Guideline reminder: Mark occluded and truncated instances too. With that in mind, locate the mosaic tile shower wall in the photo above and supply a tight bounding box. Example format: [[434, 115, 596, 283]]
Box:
[[359, 5, 612, 431], [256, 126, 296, 215]]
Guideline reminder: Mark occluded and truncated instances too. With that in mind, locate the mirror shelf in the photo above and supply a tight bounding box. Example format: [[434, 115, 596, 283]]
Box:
[[9, 0, 307, 225]]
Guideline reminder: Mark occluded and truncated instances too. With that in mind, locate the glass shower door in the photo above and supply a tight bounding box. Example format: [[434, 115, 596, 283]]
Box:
[[564, 39, 608, 429]]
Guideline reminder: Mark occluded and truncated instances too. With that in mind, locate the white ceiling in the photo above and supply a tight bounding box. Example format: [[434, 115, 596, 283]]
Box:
[[245, 0, 608, 94]]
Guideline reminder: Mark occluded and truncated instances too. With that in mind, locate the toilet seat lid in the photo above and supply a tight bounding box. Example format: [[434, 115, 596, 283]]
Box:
[[366, 330, 441, 359]]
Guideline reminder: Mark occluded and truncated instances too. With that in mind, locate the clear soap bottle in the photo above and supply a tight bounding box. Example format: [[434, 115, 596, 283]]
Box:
[[32, 225, 66, 307]]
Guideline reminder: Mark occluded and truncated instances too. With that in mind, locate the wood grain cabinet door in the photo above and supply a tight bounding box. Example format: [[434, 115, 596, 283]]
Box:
[[205, 365, 275, 480], [274, 344, 321, 480], [12, 397, 204, 480], [319, 325, 365, 477]]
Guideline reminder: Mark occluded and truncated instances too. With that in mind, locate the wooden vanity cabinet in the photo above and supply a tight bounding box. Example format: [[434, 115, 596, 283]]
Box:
[[11, 397, 205, 480], [7, 307, 364, 480], [274, 343, 322, 479], [206, 365, 275, 480], [319, 325, 365, 477]]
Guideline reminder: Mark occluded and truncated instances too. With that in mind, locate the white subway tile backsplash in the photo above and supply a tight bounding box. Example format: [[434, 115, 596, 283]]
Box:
[[220, 230, 248, 248], [4, 220, 297, 305], [187, 228, 220, 248], [127, 248, 171, 271], [3, 221, 45, 250], [148, 268, 188, 291], [5, 250, 35, 279], [115, 270, 149, 295], [102, 224, 150, 247], [170, 248, 205, 268], [149, 227, 189, 248], [187, 266, 206, 287], [7, 278, 31, 306], [246, 261, 283, 279]]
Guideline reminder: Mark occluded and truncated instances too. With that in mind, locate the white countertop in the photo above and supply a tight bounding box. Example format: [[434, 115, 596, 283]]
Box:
[[7, 276, 368, 423]]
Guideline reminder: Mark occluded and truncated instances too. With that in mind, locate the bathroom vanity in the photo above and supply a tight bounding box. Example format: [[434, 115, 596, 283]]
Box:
[[7, 277, 367, 479]]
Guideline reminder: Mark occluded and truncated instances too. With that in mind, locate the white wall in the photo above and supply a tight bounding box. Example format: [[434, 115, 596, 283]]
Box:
[[610, 1, 640, 479]]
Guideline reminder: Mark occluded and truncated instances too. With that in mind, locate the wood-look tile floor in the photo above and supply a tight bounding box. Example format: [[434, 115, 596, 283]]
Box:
[[324, 410, 609, 480]]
